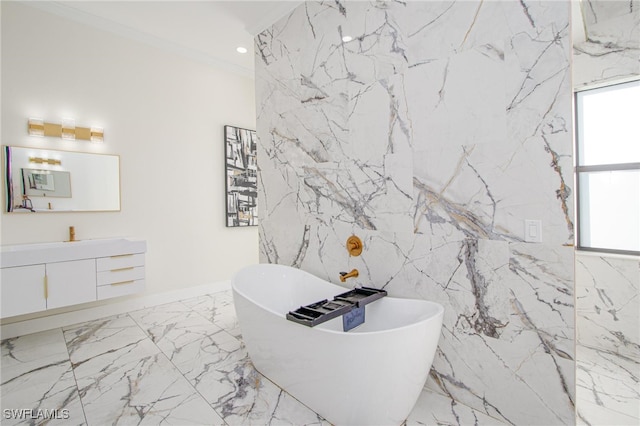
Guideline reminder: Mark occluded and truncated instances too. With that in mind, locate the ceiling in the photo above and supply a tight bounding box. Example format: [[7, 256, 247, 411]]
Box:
[[27, 1, 302, 78], [27, 1, 591, 79]]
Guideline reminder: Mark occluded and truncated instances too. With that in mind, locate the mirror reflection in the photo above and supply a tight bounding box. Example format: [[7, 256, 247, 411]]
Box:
[[23, 169, 72, 198], [3, 146, 120, 212]]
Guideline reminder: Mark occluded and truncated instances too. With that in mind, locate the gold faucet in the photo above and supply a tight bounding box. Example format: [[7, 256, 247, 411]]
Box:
[[339, 269, 359, 282], [69, 226, 76, 242]]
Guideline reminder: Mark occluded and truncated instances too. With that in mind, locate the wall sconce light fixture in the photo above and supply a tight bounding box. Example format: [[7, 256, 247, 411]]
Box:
[[28, 118, 104, 142]]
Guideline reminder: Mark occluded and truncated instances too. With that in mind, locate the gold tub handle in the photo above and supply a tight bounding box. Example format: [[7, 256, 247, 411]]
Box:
[[346, 236, 363, 256]]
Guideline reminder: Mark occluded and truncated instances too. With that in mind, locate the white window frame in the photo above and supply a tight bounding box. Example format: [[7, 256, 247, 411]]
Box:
[[574, 79, 640, 256]]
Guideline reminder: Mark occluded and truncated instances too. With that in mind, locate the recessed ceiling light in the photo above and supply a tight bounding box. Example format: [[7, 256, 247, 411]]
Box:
[[236, 46, 248, 54], [342, 36, 353, 43]]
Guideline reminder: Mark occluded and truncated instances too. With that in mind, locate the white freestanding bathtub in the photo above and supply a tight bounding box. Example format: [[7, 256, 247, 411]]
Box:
[[231, 264, 444, 426]]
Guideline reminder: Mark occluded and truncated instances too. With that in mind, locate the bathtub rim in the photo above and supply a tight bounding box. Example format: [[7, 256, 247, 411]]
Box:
[[231, 264, 445, 336]]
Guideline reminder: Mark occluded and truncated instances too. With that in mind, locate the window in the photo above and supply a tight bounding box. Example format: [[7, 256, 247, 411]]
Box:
[[575, 80, 640, 255]]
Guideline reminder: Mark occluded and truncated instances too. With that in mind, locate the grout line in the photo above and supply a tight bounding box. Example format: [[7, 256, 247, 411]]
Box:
[[126, 296, 233, 425], [60, 326, 89, 425]]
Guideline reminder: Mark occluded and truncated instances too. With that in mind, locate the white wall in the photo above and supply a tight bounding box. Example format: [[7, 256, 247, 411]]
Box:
[[1, 2, 258, 320]]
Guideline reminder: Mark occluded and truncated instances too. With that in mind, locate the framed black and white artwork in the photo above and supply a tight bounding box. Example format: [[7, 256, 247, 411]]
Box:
[[224, 125, 257, 227]]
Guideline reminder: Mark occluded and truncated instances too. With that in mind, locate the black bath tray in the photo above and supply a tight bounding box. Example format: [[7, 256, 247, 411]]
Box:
[[286, 286, 387, 327]]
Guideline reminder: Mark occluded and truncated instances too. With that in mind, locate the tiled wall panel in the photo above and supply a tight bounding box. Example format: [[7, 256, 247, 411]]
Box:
[[573, 0, 639, 87], [576, 253, 640, 358], [256, 2, 575, 424]]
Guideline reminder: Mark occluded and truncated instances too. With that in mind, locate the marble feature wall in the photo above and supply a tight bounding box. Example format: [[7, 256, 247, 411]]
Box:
[[256, 2, 574, 425], [573, 0, 639, 87], [575, 253, 640, 425], [576, 253, 640, 358], [571, 3, 639, 421]]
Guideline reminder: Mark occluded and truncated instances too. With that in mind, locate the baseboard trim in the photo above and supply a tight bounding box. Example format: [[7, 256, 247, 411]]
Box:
[[0, 280, 231, 339]]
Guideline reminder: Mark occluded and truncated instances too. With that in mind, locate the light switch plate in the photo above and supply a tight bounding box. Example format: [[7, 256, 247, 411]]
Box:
[[524, 219, 542, 243]]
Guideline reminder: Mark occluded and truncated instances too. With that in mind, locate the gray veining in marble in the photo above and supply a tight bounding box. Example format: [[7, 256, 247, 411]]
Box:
[[575, 253, 640, 426], [63, 314, 223, 425], [1, 291, 329, 426], [576, 253, 640, 359], [1, 329, 86, 425], [256, 1, 575, 425], [573, 0, 639, 87], [571, 2, 640, 423], [1, 287, 634, 425], [576, 345, 640, 426]]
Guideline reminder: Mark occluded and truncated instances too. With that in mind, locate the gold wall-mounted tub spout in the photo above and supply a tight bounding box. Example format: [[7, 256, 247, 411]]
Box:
[[339, 269, 359, 282], [346, 236, 363, 256]]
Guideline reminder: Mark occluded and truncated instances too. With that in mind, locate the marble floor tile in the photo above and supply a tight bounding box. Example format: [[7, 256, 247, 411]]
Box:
[[63, 314, 151, 364], [3, 289, 637, 426], [1, 329, 86, 425], [76, 348, 222, 426], [195, 354, 327, 425], [163, 322, 244, 381], [406, 387, 506, 426], [63, 313, 224, 425], [129, 301, 226, 353], [182, 290, 242, 338]]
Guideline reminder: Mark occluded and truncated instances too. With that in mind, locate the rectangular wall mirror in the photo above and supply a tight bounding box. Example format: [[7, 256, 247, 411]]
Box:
[[3, 145, 120, 212]]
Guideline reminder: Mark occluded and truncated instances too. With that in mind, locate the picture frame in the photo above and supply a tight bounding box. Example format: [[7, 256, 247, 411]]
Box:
[[224, 125, 257, 227]]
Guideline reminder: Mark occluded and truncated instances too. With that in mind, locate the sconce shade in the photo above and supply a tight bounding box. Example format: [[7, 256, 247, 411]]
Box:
[[90, 127, 104, 142], [28, 118, 45, 136], [61, 118, 76, 140]]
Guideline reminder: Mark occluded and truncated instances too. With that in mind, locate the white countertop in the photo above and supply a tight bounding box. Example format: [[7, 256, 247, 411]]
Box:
[[1, 238, 147, 268]]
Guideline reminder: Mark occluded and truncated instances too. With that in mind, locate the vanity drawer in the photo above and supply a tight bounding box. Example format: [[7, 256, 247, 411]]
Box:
[[97, 266, 145, 286], [97, 279, 145, 300], [96, 253, 144, 272]]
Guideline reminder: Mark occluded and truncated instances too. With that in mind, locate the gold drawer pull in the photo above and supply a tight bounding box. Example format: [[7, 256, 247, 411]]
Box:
[[44, 275, 48, 299], [111, 267, 135, 272], [110, 280, 135, 286], [110, 254, 134, 259]]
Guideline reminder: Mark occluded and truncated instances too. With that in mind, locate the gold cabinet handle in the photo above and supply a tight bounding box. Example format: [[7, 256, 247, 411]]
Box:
[[44, 274, 48, 299], [110, 280, 135, 286], [110, 267, 135, 272], [110, 254, 134, 259]]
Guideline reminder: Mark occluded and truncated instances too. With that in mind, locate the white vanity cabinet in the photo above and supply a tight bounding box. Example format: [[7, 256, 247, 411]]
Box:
[[0, 264, 47, 318], [1, 260, 98, 317], [46, 259, 97, 309], [96, 253, 145, 300], [0, 238, 146, 319]]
